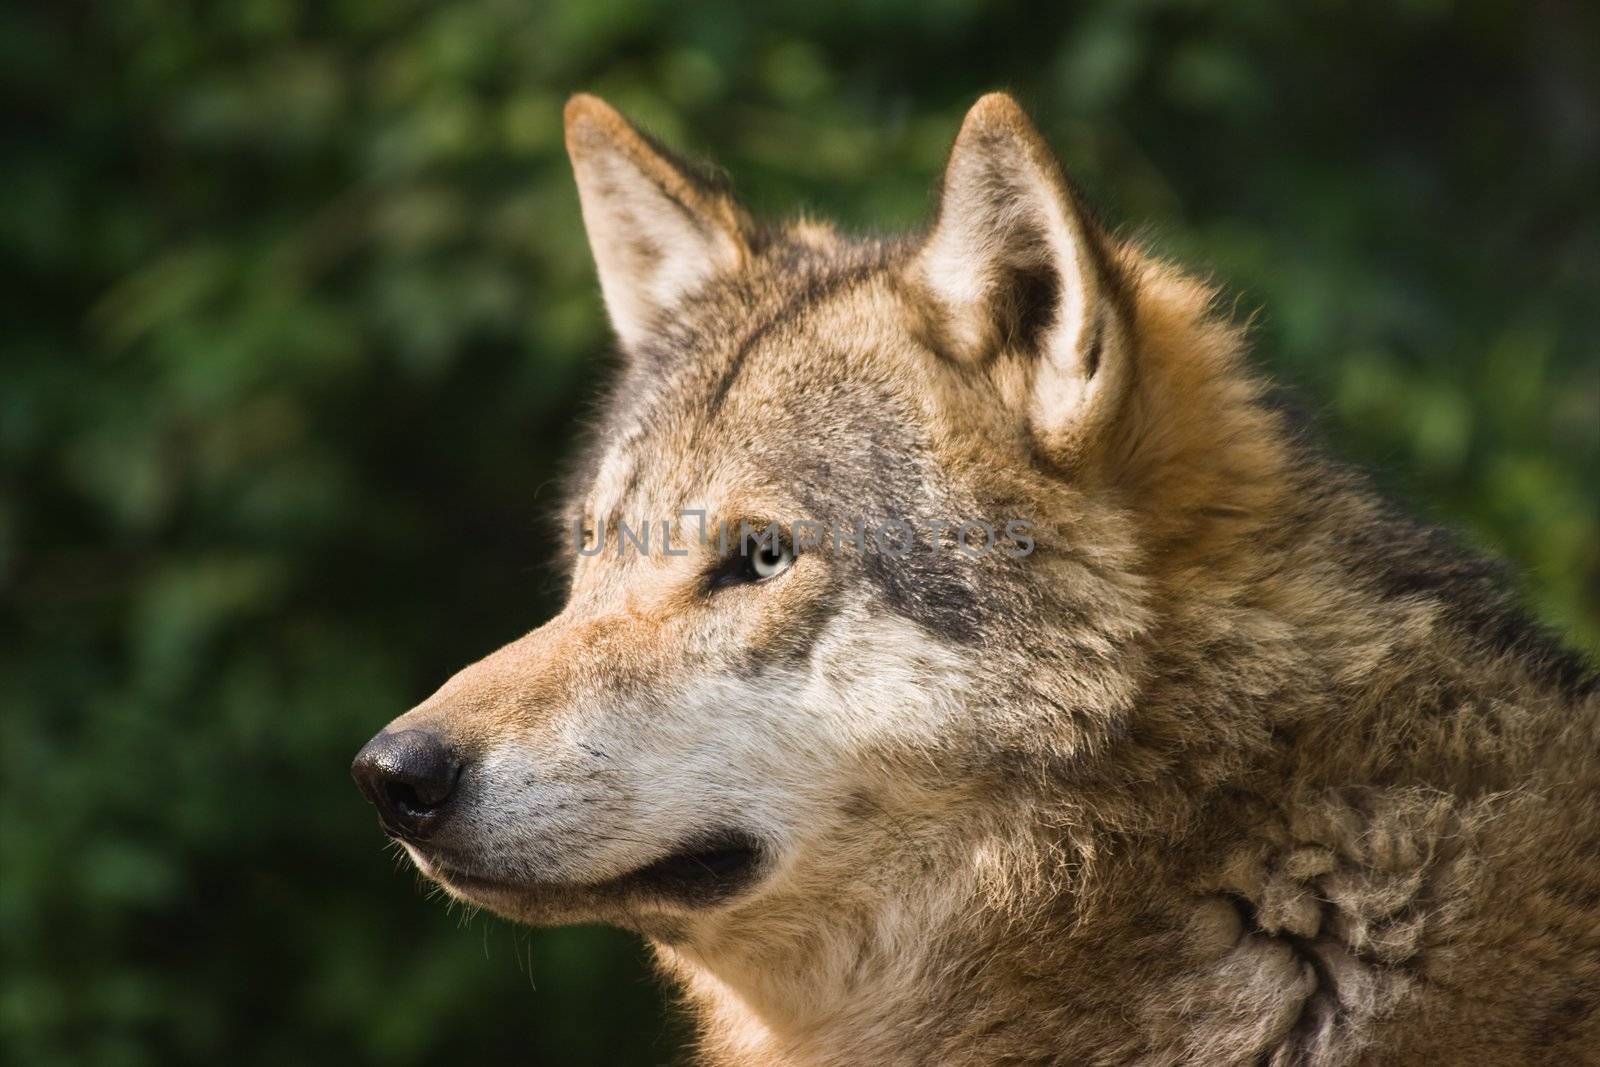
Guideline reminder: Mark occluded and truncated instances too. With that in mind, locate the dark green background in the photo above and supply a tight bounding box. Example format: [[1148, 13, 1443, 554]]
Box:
[[4, 1, 1597, 1064]]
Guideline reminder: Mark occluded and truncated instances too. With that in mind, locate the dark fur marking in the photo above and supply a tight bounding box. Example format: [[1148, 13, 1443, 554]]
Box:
[[1271, 412, 1598, 702], [1352, 507, 1597, 700], [1532, 989, 1595, 1046], [1002, 263, 1060, 355], [706, 263, 878, 417], [778, 383, 993, 645], [1083, 313, 1104, 379], [861, 549, 981, 643]]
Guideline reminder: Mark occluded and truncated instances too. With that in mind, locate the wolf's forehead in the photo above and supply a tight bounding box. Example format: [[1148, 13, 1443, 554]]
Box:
[[582, 253, 926, 520]]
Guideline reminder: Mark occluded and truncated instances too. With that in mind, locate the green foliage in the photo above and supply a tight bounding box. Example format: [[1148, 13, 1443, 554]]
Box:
[[3, 2, 1596, 1063]]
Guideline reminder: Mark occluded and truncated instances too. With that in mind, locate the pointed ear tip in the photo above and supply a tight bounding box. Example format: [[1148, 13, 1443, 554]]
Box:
[[964, 91, 1030, 130], [563, 93, 628, 152], [563, 92, 610, 124]]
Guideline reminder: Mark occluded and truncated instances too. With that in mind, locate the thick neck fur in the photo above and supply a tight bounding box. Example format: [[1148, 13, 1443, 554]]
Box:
[[654, 249, 1598, 1066]]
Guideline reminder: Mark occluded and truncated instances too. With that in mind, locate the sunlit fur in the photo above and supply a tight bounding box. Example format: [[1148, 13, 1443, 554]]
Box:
[[371, 93, 1600, 1065]]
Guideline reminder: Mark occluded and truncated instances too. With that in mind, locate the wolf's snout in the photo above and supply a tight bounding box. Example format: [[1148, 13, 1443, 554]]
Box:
[[351, 730, 462, 841]]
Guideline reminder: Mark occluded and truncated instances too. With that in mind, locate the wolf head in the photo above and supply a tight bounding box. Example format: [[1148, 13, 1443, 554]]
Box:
[[352, 93, 1282, 942]]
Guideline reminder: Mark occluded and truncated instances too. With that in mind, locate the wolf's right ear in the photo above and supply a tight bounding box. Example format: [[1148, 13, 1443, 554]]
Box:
[[564, 95, 753, 352], [914, 94, 1131, 470]]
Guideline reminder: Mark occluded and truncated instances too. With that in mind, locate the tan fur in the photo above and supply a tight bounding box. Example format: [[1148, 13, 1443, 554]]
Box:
[[363, 94, 1600, 1065]]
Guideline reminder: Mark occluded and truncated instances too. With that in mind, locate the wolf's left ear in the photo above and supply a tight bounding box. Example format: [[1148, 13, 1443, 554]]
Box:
[[565, 94, 754, 352], [915, 94, 1130, 468]]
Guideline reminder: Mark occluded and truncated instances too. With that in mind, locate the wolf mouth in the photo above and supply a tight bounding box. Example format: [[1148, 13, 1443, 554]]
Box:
[[427, 830, 766, 909], [608, 830, 766, 905]]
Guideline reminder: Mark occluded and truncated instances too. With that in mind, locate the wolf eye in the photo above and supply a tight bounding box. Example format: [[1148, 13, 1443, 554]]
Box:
[[749, 540, 793, 581], [710, 534, 794, 589]]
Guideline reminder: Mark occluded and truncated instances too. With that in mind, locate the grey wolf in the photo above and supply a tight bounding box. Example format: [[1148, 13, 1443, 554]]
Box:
[[352, 92, 1600, 1065]]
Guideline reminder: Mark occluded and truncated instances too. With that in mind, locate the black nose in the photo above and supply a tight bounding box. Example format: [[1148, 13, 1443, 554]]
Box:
[[351, 730, 462, 840]]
